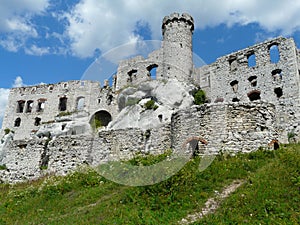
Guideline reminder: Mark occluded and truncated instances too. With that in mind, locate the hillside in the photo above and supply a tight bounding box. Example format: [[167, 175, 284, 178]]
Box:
[[0, 144, 299, 224]]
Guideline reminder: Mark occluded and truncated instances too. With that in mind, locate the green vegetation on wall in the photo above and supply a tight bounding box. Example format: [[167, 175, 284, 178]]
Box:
[[144, 100, 158, 110], [193, 89, 206, 105]]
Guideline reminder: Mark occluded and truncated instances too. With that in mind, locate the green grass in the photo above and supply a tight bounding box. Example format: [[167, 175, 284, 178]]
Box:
[[0, 144, 299, 224]]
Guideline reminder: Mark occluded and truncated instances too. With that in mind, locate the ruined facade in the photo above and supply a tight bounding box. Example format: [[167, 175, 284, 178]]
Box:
[[0, 12, 298, 183]]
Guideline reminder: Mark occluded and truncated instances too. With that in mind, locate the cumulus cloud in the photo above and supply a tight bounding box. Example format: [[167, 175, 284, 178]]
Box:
[[0, 0, 49, 53], [0, 76, 26, 129], [25, 45, 50, 56], [59, 0, 300, 58], [2, 0, 300, 57]]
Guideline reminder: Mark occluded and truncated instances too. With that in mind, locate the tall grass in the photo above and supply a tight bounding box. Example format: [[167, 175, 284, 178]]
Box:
[[0, 144, 299, 225]]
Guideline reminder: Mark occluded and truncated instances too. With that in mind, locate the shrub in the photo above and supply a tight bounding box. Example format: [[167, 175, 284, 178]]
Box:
[[90, 117, 103, 131], [144, 100, 158, 110], [193, 89, 206, 105], [287, 131, 296, 143], [57, 111, 72, 117], [4, 128, 10, 135], [0, 165, 7, 170]]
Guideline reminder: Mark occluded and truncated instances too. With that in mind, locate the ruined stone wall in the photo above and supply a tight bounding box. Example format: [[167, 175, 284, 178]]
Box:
[[1, 80, 120, 140], [195, 37, 300, 142], [0, 124, 171, 183], [171, 102, 277, 155], [115, 49, 163, 91], [0, 102, 278, 183]]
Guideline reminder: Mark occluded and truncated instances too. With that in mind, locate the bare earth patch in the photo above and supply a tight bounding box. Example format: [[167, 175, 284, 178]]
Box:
[[179, 179, 245, 224]]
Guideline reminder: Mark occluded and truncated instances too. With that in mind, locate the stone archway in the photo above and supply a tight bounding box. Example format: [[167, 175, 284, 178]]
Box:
[[90, 110, 112, 129]]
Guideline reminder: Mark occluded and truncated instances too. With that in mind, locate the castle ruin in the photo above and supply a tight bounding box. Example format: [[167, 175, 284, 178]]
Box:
[[1, 13, 299, 183]]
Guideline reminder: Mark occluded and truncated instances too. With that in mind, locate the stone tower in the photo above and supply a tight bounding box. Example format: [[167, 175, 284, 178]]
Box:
[[161, 13, 194, 83]]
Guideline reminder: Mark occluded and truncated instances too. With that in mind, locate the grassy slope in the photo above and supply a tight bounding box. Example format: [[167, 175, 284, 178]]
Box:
[[0, 144, 299, 225]]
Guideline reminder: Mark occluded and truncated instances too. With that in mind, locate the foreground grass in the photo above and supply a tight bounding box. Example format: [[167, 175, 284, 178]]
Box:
[[0, 144, 299, 225]]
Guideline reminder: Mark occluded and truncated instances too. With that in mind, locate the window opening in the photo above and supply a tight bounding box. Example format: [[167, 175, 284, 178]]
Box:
[[247, 53, 256, 67], [229, 57, 238, 71], [62, 124, 67, 131], [59, 97, 68, 111], [77, 97, 85, 110], [127, 69, 137, 83], [34, 117, 41, 126], [147, 64, 158, 79], [247, 90, 261, 101], [25, 100, 34, 113], [17, 100, 25, 113], [274, 87, 283, 98], [37, 99, 46, 112], [14, 118, 21, 127], [272, 69, 282, 81], [230, 80, 239, 93], [269, 44, 280, 63], [248, 76, 257, 87], [49, 85, 54, 92], [232, 97, 240, 102]]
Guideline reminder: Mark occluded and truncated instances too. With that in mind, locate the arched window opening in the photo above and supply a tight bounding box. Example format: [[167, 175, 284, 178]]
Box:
[[37, 99, 46, 112], [25, 100, 34, 113], [230, 80, 239, 93], [127, 69, 137, 83], [17, 100, 25, 113], [147, 64, 158, 79], [247, 52, 256, 67], [274, 87, 283, 98], [77, 97, 85, 111], [90, 110, 112, 129], [269, 44, 280, 64], [229, 57, 238, 71], [48, 85, 54, 92], [272, 69, 282, 81], [232, 97, 240, 102], [247, 90, 261, 101], [59, 97, 68, 111], [34, 117, 41, 126], [14, 118, 21, 127], [248, 76, 257, 87]]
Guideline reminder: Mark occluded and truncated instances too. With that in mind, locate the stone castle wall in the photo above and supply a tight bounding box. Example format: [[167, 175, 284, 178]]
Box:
[[0, 103, 277, 183], [195, 37, 300, 142], [171, 102, 277, 155], [0, 13, 298, 183], [2, 80, 119, 140]]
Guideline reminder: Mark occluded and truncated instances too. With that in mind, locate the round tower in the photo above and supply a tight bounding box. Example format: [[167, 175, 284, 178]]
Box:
[[160, 13, 194, 83]]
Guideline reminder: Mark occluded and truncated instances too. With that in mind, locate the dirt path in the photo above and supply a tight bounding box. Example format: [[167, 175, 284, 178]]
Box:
[[179, 179, 245, 224]]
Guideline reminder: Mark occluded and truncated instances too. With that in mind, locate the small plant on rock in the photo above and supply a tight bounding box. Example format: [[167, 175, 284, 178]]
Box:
[[0, 164, 7, 170], [144, 100, 158, 110], [193, 89, 206, 105], [4, 128, 11, 135]]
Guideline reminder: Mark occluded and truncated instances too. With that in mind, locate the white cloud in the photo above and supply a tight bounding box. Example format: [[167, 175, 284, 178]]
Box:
[[1, 0, 300, 57], [25, 45, 50, 56], [0, 0, 49, 52], [61, 0, 300, 58], [13, 76, 25, 88]]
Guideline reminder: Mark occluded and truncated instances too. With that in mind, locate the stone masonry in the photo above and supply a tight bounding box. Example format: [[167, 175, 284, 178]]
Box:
[[0, 12, 298, 183]]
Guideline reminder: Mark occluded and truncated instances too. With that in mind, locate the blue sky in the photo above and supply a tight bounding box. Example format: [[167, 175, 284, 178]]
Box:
[[1, 0, 300, 128]]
